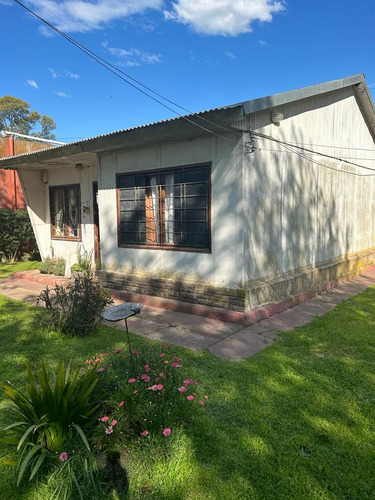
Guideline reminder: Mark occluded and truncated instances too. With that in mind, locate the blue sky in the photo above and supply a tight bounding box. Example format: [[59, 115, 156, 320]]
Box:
[[0, 0, 374, 142]]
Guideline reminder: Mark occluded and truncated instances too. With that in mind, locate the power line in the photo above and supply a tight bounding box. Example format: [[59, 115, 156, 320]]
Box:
[[12, 0, 375, 175], [13, 0, 238, 143], [287, 142, 375, 153], [251, 131, 375, 174]]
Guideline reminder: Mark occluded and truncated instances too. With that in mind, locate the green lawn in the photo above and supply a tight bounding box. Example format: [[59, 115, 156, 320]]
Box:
[[1, 267, 375, 499], [0, 260, 40, 279]]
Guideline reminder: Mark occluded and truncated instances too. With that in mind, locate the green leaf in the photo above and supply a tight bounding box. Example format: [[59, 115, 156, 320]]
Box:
[[2, 460, 18, 466], [72, 424, 90, 452], [29, 451, 47, 481], [17, 423, 46, 451], [17, 444, 43, 486]]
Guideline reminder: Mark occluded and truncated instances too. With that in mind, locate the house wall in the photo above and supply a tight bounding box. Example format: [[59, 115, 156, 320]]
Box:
[[240, 86, 375, 308], [19, 164, 97, 274], [98, 133, 244, 287]]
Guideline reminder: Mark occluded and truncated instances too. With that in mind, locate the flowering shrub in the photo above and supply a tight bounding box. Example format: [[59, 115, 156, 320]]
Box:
[[84, 343, 207, 447]]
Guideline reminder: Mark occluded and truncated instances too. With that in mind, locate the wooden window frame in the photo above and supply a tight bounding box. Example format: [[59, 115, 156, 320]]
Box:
[[49, 184, 81, 241], [117, 163, 211, 253]]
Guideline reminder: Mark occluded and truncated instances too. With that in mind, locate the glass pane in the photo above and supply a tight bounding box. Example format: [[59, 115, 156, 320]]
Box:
[[164, 173, 174, 244], [54, 189, 66, 237], [68, 187, 79, 237]]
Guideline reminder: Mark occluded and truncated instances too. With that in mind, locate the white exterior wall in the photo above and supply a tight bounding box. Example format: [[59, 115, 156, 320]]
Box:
[[241, 87, 375, 283], [98, 134, 244, 287], [20, 164, 97, 275]]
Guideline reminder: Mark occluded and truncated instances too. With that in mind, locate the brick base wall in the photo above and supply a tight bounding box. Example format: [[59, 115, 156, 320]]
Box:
[[99, 249, 375, 314], [98, 271, 246, 312]]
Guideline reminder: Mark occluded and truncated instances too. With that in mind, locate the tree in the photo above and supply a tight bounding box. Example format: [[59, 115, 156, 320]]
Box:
[[0, 95, 57, 140]]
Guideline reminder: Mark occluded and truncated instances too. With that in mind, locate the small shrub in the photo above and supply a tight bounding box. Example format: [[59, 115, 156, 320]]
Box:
[[0, 360, 102, 485], [37, 273, 113, 336], [40, 257, 66, 276], [71, 248, 93, 274], [52, 258, 66, 276], [0, 209, 38, 262]]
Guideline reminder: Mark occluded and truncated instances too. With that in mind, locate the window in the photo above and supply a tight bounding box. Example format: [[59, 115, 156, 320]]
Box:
[[50, 185, 81, 239], [117, 164, 210, 251]]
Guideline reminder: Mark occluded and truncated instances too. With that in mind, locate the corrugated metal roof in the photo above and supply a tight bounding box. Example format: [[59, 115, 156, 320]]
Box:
[[0, 73, 373, 168]]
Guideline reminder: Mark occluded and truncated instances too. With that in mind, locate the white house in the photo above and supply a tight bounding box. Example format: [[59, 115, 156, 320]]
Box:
[[2, 73, 375, 319]]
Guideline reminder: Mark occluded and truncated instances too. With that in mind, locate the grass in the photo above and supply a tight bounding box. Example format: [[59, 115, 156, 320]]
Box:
[[0, 260, 40, 279], [0, 267, 375, 498]]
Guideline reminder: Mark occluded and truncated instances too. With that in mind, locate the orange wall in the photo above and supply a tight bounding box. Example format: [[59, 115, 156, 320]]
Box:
[[0, 137, 51, 210]]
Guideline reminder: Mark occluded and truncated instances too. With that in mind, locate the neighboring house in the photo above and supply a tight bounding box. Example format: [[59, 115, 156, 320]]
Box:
[[0, 134, 55, 210], [1, 73, 375, 318]]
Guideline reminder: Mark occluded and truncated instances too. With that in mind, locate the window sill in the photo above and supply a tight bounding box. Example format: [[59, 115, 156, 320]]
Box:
[[118, 243, 211, 254]]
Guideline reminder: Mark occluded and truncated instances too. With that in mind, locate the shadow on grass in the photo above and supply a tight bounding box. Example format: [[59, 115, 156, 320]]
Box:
[[1, 289, 375, 499]]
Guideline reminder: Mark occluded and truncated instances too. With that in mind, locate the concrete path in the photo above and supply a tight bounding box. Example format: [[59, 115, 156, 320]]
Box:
[[1, 268, 375, 361]]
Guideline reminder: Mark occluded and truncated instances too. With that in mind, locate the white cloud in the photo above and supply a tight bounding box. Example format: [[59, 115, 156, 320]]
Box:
[[53, 91, 71, 98], [164, 0, 285, 36], [224, 51, 236, 59], [49, 67, 58, 78], [258, 39, 269, 45], [64, 69, 80, 79], [107, 46, 162, 66], [26, 0, 163, 33], [27, 79, 39, 89], [49, 67, 80, 79]]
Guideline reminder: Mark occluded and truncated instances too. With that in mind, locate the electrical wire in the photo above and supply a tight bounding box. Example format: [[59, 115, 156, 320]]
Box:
[[13, 0, 239, 143], [11, 0, 375, 174], [251, 130, 375, 174]]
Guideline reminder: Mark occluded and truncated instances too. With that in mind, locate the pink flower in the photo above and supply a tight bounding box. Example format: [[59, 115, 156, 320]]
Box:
[[148, 385, 158, 391], [118, 401, 125, 407], [59, 452, 68, 461], [194, 382, 200, 387], [173, 356, 182, 361], [184, 379, 193, 385], [134, 350, 141, 355], [163, 428, 171, 436], [154, 377, 160, 382], [105, 426, 113, 434], [179, 386, 187, 393], [100, 416, 109, 422], [113, 349, 121, 354], [204, 395, 208, 399], [97, 367, 105, 373], [133, 390, 138, 394], [85, 359, 92, 365], [144, 364, 152, 372], [199, 400, 205, 406], [187, 395, 194, 401], [159, 373, 165, 377], [157, 384, 164, 390], [140, 374, 151, 382], [171, 362, 182, 368], [140, 430, 149, 436], [99, 352, 108, 357], [111, 420, 118, 426], [128, 378, 136, 384], [159, 353, 166, 358]]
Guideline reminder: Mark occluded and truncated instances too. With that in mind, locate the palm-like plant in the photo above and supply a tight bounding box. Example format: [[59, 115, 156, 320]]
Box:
[[0, 360, 102, 485]]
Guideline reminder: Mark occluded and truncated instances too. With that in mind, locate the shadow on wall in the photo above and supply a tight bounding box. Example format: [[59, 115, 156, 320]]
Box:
[[242, 89, 372, 296]]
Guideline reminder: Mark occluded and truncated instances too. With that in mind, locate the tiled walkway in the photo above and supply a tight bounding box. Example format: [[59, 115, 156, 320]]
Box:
[[1, 268, 375, 361]]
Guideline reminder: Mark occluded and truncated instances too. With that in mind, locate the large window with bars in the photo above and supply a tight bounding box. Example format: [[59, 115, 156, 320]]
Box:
[[117, 164, 210, 251], [49, 185, 81, 240]]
